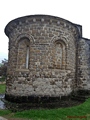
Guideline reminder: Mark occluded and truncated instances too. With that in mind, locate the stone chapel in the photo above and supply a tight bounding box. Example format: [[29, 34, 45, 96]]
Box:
[[4, 15, 90, 102]]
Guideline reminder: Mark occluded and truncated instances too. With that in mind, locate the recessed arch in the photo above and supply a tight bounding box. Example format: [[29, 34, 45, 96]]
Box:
[[15, 33, 35, 46], [53, 39, 67, 69], [17, 37, 30, 69], [15, 34, 35, 70], [51, 35, 68, 48]]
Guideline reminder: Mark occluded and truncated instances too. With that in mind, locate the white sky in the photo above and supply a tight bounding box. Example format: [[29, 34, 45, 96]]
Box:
[[0, 0, 90, 62]]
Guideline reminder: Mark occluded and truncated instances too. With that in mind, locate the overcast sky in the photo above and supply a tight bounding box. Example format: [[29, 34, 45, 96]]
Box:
[[0, 0, 90, 62]]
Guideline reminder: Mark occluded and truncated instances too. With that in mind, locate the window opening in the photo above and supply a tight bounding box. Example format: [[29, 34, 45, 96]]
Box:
[[26, 46, 29, 69]]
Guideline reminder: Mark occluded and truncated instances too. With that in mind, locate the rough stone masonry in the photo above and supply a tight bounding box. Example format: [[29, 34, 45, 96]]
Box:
[[4, 15, 90, 102]]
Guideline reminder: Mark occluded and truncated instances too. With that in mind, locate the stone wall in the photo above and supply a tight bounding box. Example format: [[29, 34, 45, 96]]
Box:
[[5, 15, 90, 102], [77, 38, 90, 90]]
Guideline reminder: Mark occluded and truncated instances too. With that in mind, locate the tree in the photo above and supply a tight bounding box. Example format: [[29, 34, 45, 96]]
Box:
[[0, 59, 8, 77]]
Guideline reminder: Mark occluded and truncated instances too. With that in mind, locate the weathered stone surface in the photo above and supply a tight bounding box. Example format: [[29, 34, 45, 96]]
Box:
[[4, 15, 90, 102]]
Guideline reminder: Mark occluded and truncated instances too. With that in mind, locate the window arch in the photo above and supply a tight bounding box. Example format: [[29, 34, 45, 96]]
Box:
[[54, 40, 66, 69], [17, 37, 30, 69]]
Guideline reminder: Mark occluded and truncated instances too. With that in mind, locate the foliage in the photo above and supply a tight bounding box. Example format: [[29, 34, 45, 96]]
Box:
[[0, 59, 8, 77], [0, 63, 2, 67], [0, 76, 6, 82], [0, 84, 6, 94]]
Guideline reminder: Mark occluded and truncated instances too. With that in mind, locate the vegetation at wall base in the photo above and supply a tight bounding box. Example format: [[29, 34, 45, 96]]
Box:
[[0, 59, 8, 77], [0, 84, 6, 94], [0, 76, 6, 82]]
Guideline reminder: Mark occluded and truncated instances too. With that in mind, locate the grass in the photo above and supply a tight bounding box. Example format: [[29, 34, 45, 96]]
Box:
[[0, 99, 90, 119], [0, 109, 11, 116], [0, 76, 6, 94], [0, 84, 6, 94]]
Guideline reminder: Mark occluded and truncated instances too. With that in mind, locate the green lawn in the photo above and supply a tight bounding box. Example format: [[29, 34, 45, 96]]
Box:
[[0, 84, 6, 94]]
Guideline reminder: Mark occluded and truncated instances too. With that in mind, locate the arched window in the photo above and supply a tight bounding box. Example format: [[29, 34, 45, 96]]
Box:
[[17, 38, 30, 69], [54, 40, 66, 69], [26, 45, 29, 69]]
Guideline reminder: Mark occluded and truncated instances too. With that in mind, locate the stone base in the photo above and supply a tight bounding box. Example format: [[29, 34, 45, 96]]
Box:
[[5, 94, 70, 103], [5, 94, 84, 111], [73, 89, 90, 96]]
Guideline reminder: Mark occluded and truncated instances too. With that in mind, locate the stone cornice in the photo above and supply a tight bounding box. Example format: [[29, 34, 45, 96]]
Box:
[[5, 15, 81, 38]]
